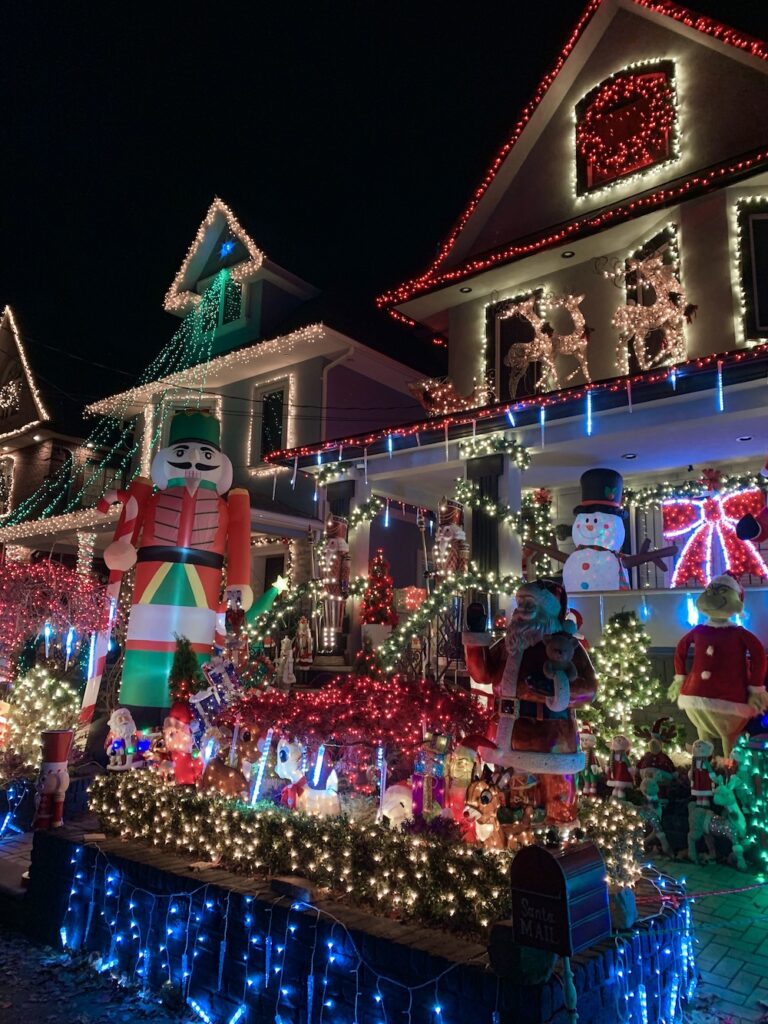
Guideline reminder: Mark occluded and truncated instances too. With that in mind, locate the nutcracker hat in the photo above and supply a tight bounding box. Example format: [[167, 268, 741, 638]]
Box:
[[40, 729, 73, 765], [168, 410, 221, 450], [574, 468, 627, 520]]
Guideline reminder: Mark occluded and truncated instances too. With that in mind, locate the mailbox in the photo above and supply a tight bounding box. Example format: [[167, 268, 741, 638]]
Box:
[[509, 842, 611, 956]]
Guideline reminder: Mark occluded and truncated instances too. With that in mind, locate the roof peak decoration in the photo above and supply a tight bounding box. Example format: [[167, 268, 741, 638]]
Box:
[[164, 197, 266, 314], [0, 305, 50, 442], [376, 0, 768, 311]]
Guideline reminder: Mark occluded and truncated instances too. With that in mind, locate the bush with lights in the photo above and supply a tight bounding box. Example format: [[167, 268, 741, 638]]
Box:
[[361, 549, 398, 627], [1, 666, 80, 778], [582, 611, 661, 751], [89, 771, 645, 936]]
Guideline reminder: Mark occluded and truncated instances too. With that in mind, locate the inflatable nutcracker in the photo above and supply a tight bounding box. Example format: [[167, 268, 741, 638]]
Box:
[[434, 498, 469, 580], [320, 516, 350, 651], [103, 411, 252, 712], [669, 574, 768, 756], [462, 579, 597, 823], [33, 730, 73, 829]]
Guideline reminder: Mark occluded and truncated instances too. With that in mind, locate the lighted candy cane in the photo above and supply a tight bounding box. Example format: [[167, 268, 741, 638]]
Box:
[[74, 482, 150, 750], [250, 727, 274, 805]]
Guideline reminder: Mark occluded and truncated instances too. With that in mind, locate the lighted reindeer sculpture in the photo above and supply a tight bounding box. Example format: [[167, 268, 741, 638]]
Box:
[[548, 294, 592, 386], [501, 295, 593, 399], [610, 254, 691, 373]]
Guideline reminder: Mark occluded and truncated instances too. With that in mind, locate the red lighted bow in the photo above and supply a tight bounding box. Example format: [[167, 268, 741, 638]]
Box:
[[662, 488, 768, 587]]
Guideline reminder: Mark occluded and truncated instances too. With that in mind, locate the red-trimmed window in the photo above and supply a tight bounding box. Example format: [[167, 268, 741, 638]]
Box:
[[576, 62, 677, 193]]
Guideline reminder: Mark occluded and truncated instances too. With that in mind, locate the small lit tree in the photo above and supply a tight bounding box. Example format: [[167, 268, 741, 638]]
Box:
[[168, 635, 207, 704], [361, 549, 398, 627], [2, 666, 80, 772], [582, 611, 661, 750]]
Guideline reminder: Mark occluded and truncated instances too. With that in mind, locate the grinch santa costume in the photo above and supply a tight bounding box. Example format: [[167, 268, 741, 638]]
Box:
[[463, 579, 597, 823], [672, 574, 767, 756]]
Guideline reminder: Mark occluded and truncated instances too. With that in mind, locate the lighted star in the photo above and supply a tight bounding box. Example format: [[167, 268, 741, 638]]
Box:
[[272, 574, 290, 595], [219, 239, 236, 259]]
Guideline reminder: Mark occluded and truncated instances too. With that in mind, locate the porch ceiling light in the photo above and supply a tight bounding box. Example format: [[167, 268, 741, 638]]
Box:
[[621, 452, 637, 459]]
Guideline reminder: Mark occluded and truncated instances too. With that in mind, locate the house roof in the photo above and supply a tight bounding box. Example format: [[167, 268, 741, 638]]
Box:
[[375, 0, 768, 314]]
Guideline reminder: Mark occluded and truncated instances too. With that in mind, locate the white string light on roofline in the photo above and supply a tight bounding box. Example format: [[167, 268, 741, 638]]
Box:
[[0, 506, 119, 545], [0, 306, 50, 441], [163, 198, 266, 314], [85, 327, 325, 418]]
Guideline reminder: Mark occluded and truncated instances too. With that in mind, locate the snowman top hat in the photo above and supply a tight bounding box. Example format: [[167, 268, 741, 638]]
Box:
[[574, 468, 627, 520]]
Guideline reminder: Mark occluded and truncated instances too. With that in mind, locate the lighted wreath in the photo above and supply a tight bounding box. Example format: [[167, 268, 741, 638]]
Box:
[[577, 71, 675, 180]]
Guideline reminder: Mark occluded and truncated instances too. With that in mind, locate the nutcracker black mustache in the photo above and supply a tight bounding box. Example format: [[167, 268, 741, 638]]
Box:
[[167, 460, 219, 472]]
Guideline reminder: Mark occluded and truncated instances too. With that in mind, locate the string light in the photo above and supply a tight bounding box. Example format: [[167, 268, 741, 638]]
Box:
[[0, 306, 50, 441], [164, 197, 265, 314], [409, 375, 495, 418]]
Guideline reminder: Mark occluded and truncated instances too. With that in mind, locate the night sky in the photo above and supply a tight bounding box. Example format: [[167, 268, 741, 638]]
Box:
[[2, 1, 768, 410]]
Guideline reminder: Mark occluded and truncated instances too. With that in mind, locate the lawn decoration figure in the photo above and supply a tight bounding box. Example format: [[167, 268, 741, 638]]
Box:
[[103, 410, 251, 713], [275, 736, 340, 817], [607, 735, 633, 800], [463, 579, 597, 823], [669, 574, 768, 757], [527, 469, 676, 592], [689, 739, 716, 807], [33, 730, 72, 830], [463, 772, 506, 851], [105, 707, 139, 770], [162, 702, 201, 785]]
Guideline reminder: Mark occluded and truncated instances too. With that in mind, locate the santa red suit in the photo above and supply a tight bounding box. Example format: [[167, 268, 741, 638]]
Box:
[[674, 624, 766, 721], [463, 581, 597, 823]]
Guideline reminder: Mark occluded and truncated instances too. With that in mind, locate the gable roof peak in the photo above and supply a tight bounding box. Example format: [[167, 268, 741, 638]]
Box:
[[164, 197, 266, 315]]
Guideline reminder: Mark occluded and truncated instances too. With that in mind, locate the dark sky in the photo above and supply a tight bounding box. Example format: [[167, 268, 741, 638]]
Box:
[[2, 0, 768, 410]]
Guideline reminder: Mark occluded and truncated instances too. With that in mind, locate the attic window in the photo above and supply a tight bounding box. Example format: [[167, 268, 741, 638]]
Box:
[[575, 62, 677, 194]]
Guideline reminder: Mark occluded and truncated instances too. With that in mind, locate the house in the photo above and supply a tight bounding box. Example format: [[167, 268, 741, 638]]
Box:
[[0, 305, 96, 543], [265, 0, 768, 664], [0, 199, 429, 612]]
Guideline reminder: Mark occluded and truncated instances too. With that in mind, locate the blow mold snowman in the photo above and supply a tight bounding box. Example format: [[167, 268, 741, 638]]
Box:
[[563, 469, 629, 592], [530, 469, 676, 592]]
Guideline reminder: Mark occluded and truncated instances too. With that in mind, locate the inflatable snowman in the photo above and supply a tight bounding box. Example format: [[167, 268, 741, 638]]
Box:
[[563, 469, 629, 593]]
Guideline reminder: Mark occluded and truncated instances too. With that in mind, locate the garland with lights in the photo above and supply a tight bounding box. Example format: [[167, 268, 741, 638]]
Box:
[[315, 461, 346, 487], [378, 567, 522, 673], [626, 472, 765, 511], [457, 432, 530, 467], [581, 611, 662, 751], [89, 772, 645, 936], [348, 496, 384, 531], [1, 666, 80, 778]]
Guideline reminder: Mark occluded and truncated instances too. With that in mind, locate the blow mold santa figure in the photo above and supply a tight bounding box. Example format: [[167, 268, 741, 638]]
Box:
[[463, 578, 597, 823], [669, 573, 768, 757], [104, 411, 251, 717]]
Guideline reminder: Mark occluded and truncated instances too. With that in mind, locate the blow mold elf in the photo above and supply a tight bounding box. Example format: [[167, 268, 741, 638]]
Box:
[[103, 410, 252, 714]]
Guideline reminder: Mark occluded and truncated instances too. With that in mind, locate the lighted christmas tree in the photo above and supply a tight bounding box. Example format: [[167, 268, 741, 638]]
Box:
[[361, 549, 398, 627], [168, 635, 207, 704], [582, 611, 661, 751], [2, 666, 80, 773]]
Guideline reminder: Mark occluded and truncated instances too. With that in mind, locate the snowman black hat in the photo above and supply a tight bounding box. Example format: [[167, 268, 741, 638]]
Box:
[[573, 468, 628, 520]]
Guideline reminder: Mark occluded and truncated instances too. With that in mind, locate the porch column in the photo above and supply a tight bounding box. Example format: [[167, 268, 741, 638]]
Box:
[[346, 475, 372, 657], [497, 458, 522, 586]]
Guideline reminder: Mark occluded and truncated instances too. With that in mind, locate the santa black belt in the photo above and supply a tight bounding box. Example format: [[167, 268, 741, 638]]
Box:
[[137, 546, 224, 570]]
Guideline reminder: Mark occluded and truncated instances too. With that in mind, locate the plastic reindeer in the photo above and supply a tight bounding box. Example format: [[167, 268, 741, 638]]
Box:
[[463, 770, 507, 851]]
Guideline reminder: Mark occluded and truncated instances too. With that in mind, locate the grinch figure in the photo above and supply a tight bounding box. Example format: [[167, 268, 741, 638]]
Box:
[[463, 579, 597, 823], [103, 411, 252, 715], [669, 574, 768, 756]]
